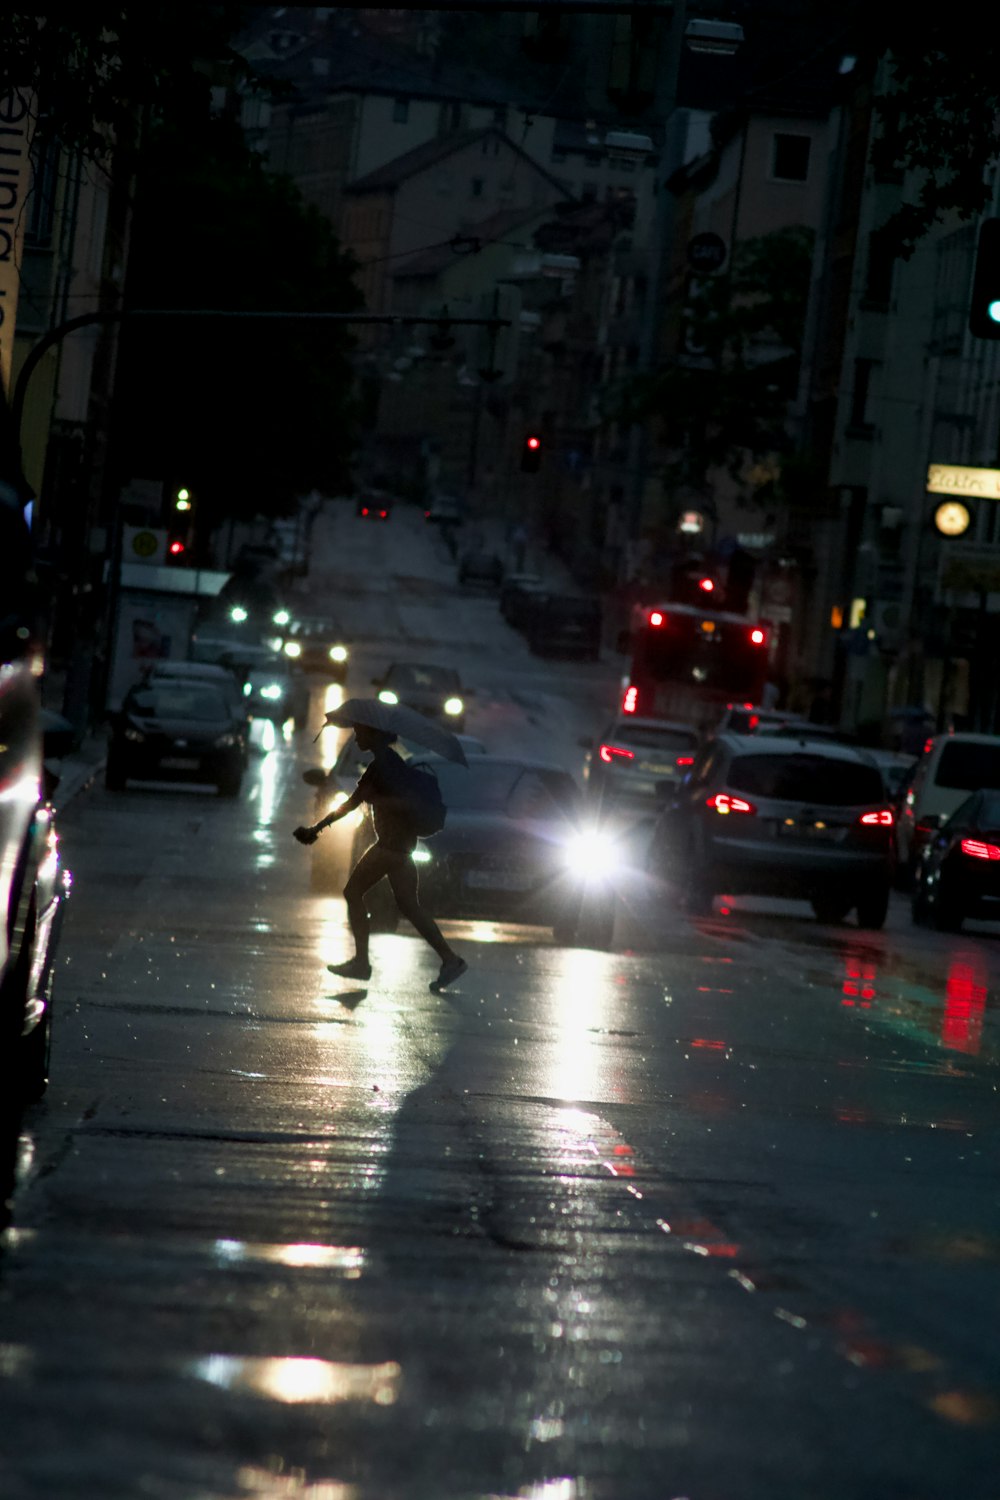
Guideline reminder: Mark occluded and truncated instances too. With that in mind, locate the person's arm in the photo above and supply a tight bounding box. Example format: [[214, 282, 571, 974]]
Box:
[[314, 785, 363, 832]]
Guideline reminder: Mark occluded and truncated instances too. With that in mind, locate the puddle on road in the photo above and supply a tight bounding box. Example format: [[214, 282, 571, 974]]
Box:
[[191, 1354, 400, 1405]]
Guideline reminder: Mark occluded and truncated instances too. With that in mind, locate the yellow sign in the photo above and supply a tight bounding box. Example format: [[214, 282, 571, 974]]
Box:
[[927, 463, 1000, 499], [934, 501, 971, 537]]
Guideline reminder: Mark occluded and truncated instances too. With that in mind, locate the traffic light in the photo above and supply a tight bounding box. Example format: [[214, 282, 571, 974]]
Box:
[[969, 218, 1000, 338], [166, 538, 187, 562], [521, 434, 542, 473]]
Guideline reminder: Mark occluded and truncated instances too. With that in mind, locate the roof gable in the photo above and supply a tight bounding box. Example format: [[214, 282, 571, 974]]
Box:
[[346, 126, 573, 200]]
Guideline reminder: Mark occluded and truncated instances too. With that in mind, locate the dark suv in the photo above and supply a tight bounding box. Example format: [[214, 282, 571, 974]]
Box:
[[649, 733, 895, 926]]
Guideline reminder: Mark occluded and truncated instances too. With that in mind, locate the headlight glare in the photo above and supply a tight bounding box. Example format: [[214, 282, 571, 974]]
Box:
[[259, 683, 284, 700], [378, 689, 399, 705], [444, 696, 464, 716], [330, 645, 348, 663], [411, 846, 432, 863], [283, 641, 302, 658], [562, 828, 623, 878], [273, 610, 291, 626]]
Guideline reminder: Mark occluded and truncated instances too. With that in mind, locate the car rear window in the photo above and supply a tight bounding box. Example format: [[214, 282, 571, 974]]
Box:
[[727, 753, 884, 805], [612, 726, 697, 751], [934, 741, 1000, 792]]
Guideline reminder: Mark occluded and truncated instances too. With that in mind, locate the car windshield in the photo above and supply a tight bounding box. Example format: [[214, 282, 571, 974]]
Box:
[[611, 725, 697, 751], [126, 686, 229, 722], [386, 664, 460, 691], [296, 619, 339, 638], [727, 753, 884, 806], [430, 762, 578, 817], [934, 741, 1000, 792]]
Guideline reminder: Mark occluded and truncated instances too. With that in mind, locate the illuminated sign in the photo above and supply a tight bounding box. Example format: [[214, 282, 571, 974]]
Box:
[[927, 464, 1000, 499]]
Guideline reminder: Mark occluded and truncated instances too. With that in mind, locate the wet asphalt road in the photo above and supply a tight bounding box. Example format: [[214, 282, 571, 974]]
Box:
[[2, 508, 1000, 1499]]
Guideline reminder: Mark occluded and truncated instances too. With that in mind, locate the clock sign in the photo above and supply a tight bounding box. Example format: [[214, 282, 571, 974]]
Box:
[[933, 501, 971, 537]]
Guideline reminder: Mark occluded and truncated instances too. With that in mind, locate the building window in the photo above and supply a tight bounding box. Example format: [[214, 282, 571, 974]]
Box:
[[25, 136, 57, 248], [392, 97, 409, 124], [471, 177, 483, 197], [772, 133, 811, 182], [848, 358, 875, 432], [864, 228, 895, 307]]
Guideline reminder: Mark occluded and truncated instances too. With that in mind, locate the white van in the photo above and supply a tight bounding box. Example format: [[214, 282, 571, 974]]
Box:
[[898, 733, 1000, 872]]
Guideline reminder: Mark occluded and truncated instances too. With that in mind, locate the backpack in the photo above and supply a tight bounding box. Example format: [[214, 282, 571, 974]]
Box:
[[399, 761, 447, 837]]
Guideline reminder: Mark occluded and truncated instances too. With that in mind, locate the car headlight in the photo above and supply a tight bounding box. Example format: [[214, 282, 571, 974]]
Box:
[[411, 846, 432, 864], [283, 641, 302, 658], [273, 609, 291, 627], [330, 645, 348, 663], [124, 727, 146, 743], [230, 606, 248, 624], [444, 696, 464, 716], [243, 682, 252, 696], [215, 733, 237, 748], [378, 689, 399, 705], [259, 683, 284, 700], [562, 828, 624, 879]]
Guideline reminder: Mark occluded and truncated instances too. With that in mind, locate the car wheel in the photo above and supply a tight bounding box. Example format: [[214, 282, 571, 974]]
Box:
[[684, 870, 715, 916], [105, 754, 127, 792], [217, 772, 243, 799], [811, 895, 851, 924], [856, 881, 890, 930]]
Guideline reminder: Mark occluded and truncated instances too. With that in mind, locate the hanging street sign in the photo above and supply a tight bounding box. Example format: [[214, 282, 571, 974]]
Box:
[[927, 463, 1000, 499]]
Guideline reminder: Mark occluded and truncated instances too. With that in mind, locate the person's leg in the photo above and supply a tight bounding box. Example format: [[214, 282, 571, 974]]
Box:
[[386, 854, 457, 963], [334, 845, 394, 975]]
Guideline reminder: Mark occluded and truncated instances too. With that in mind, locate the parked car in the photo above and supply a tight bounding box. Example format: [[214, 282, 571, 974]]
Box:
[[897, 733, 1000, 877], [345, 756, 623, 947], [459, 551, 504, 588], [1, 707, 73, 1107], [912, 789, 1000, 931], [582, 717, 699, 813], [372, 662, 468, 733], [282, 616, 350, 680], [648, 734, 895, 926], [528, 594, 602, 659], [244, 656, 310, 728], [425, 497, 465, 526], [106, 680, 246, 796]]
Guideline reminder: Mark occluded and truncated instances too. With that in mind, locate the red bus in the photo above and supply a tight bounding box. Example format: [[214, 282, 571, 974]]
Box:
[[621, 601, 769, 731]]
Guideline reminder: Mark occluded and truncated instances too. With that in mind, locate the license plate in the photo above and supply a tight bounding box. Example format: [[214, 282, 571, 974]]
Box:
[[465, 869, 532, 891], [778, 820, 838, 841], [160, 756, 200, 770], [639, 762, 675, 776]]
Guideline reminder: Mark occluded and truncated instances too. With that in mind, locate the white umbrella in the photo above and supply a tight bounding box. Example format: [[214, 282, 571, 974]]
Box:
[[322, 697, 469, 765]]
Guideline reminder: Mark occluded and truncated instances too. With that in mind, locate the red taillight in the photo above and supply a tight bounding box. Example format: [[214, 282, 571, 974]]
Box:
[[961, 837, 1000, 860], [750, 628, 765, 645], [923, 737, 934, 754], [859, 809, 894, 827], [748, 714, 759, 731], [649, 610, 665, 627], [622, 686, 638, 714], [676, 755, 694, 766], [599, 743, 635, 764], [424, 509, 431, 518], [698, 578, 714, 593], [707, 792, 756, 815], [361, 506, 369, 516], [379, 509, 387, 517]]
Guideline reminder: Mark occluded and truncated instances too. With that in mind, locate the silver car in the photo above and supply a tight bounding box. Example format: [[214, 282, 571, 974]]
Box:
[[582, 717, 699, 812], [649, 734, 895, 926]]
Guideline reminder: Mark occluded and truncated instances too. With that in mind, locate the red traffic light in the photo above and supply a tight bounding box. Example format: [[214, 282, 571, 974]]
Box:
[[526, 435, 540, 450], [698, 577, 715, 593], [168, 540, 185, 555], [521, 433, 543, 472], [750, 627, 765, 645]]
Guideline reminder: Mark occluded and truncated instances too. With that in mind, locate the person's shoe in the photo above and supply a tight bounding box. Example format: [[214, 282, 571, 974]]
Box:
[[327, 958, 371, 982], [430, 955, 468, 993]]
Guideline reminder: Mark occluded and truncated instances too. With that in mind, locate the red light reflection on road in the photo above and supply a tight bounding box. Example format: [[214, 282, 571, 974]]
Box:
[[941, 955, 987, 1056], [842, 952, 877, 1009]]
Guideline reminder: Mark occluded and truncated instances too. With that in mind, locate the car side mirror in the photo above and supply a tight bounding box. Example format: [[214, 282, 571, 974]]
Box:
[[302, 768, 326, 787], [915, 813, 943, 833]]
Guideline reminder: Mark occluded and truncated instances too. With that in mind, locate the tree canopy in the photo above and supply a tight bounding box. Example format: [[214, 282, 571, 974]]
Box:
[[114, 109, 362, 522]]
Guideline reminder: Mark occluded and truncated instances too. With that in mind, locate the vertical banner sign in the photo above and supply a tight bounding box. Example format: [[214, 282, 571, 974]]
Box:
[[0, 88, 37, 398]]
